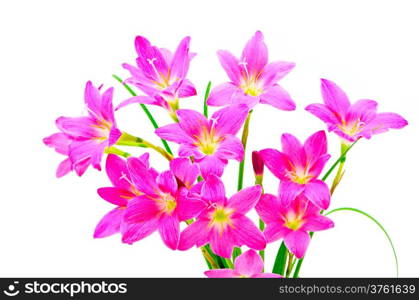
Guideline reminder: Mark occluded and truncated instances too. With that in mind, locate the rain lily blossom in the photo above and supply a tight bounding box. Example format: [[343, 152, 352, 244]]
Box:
[[178, 175, 266, 258], [256, 194, 334, 258], [43, 81, 121, 176], [94, 154, 151, 238], [260, 131, 331, 209], [122, 156, 206, 249], [306, 79, 408, 143], [205, 250, 282, 278], [119, 35, 197, 119], [207, 31, 296, 111], [155, 105, 249, 178]]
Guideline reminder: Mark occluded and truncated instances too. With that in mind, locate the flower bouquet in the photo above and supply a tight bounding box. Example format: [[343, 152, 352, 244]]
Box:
[[44, 31, 407, 278]]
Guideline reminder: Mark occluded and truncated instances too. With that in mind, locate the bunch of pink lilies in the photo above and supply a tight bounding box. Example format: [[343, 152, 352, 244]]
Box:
[[44, 31, 408, 278]]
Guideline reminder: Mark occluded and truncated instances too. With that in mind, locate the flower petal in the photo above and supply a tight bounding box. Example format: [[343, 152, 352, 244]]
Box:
[[157, 170, 178, 195], [170, 158, 199, 188], [303, 130, 328, 164], [176, 189, 207, 221], [56, 116, 96, 138], [158, 215, 180, 250], [216, 135, 244, 161], [206, 83, 238, 106], [234, 249, 264, 276], [94, 208, 125, 238], [121, 218, 159, 244], [217, 50, 242, 84], [177, 79, 197, 98], [209, 227, 235, 258], [264, 223, 290, 243], [260, 85, 296, 111], [284, 230, 310, 259], [346, 99, 378, 124], [97, 187, 132, 206], [279, 181, 305, 207], [124, 195, 159, 223], [308, 154, 331, 178], [177, 109, 209, 137], [155, 123, 194, 144], [201, 174, 226, 205], [127, 157, 159, 195], [204, 269, 235, 278], [198, 155, 226, 180], [178, 220, 209, 250], [241, 31, 268, 75], [105, 154, 131, 190], [43, 133, 71, 155], [252, 273, 283, 278], [255, 193, 281, 223], [260, 61, 295, 86], [170, 36, 191, 80], [115, 96, 160, 110], [363, 112, 408, 136], [301, 215, 334, 232], [232, 216, 266, 250], [305, 103, 340, 130], [304, 179, 330, 210], [56, 158, 72, 178], [211, 104, 249, 135], [228, 185, 262, 214], [281, 133, 304, 166], [320, 78, 351, 116], [259, 148, 290, 180]]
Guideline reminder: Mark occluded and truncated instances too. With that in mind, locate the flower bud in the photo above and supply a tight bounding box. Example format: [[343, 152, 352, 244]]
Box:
[[252, 151, 264, 185]]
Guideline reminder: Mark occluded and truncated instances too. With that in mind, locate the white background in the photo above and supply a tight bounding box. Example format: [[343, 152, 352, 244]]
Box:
[[0, 0, 418, 277]]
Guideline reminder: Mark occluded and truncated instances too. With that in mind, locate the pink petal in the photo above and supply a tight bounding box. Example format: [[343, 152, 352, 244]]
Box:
[[301, 215, 334, 232], [241, 31, 268, 75], [364, 112, 408, 136], [303, 130, 328, 164], [94, 208, 125, 238], [279, 181, 304, 207], [90, 142, 107, 170], [305, 103, 340, 130], [179, 144, 204, 159], [346, 99, 378, 124], [97, 187, 132, 206], [43, 132, 71, 155], [234, 249, 263, 276], [304, 179, 330, 210], [175, 190, 207, 221], [170, 158, 199, 188], [158, 215, 180, 250], [73, 157, 91, 176], [122, 63, 148, 82], [156, 170, 178, 195], [206, 83, 238, 106], [259, 148, 290, 180], [201, 174, 226, 205], [264, 223, 290, 243], [155, 123, 194, 144], [228, 185, 262, 214], [178, 220, 210, 250], [284, 230, 310, 259], [216, 135, 244, 161], [256, 194, 282, 223], [209, 227, 235, 258], [135, 36, 168, 80], [320, 78, 351, 116], [170, 36, 191, 80], [124, 195, 159, 223], [308, 154, 331, 178], [127, 157, 159, 195], [212, 104, 249, 135], [56, 158, 72, 178], [259, 85, 296, 111], [99, 87, 115, 123], [177, 109, 209, 137], [56, 116, 97, 138], [115, 96, 160, 110], [217, 50, 242, 84], [232, 216, 266, 250], [204, 269, 235, 278], [260, 61, 295, 86], [105, 154, 131, 190], [281, 133, 305, 166], [177, 79, 197, 98], [252, 273, 283, 278], [121, 218, 159, 244], [198, 155, 226, 180]]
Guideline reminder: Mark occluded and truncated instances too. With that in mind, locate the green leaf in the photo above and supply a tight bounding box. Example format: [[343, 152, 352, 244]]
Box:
[[272, 242, 288, 275], [325, 207, 399, 277], [203, 81, 211, 118]]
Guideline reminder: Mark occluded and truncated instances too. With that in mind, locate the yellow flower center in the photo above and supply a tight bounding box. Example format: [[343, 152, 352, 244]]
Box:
[[288, 167, 313, 184], [209, 206, 234, 233], [157, 193, 177, 215], [284, 212, 304, 230], [240, 77, 263, 96], [195, 128, 221, 155], [338, 119, 365, 137]]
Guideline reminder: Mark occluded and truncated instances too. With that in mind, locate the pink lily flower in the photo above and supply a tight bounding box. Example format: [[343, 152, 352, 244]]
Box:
[[256, 194, 334, 258], [94, 154, 151, 238], [205, 250, 281, 278], [207, 31, 296, 111], [155, 105, 249, 178], [306, 79, 408, 143], [178, 175, 266, 258], [122, 157, 206, 250], [44, 81, 121, 176], [119, 35, 197, 118], [260, 131, 331, 209]]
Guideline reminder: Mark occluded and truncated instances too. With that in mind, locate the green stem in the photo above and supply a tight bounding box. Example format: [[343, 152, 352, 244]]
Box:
[[105, 146, 131, 158], [112, 74, 173, 155], [286, 252, 295, 277], [203, 81, 211, 118], [259, 219, 265, 262], [237, 110, 253, 191], [321, 140, 358, 181], [272, 242, 288, 276]]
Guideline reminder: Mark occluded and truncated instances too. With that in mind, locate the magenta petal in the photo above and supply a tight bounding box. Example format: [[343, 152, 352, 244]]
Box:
[[94, 208, 125, 238], [217, 50, 242, 84], [281, 133, 303, 161], [170, 158, 199, 188], [158, 215, 180, 250], [259, 85, 296, 111], [232, 216, 266, 250], [320, 79, 351, 116], [209, 228, 235, 258], [56, 116, 96, 138], [179, 144, 203, 159], [365, 112, 408, 135], [305, 103, 340, 130], [206, 83, 238, 106], [121, 218, 159, 244], [177, 109, 209, 137], [116, 96, 159, 110], [170, 36, 191, 80], [252, 273, 283, 278], [124, 195, 159, 223], [228, 185, 262, 214], [234, 249, 263, 276], [198, 155, 226, 180], [346, 99, 378, 123], [127, 157, 159, 195], [308, 154, 331, 178], [105, 154, 131, 190], [259, 148, 290, 180], [204, 269, 235, 278], [255, 194, 281, 223], [135, 36, 168, 79], [301, 215, 334, 232], [201, 174, 226, 205], [97, 187, 132, 206], [303, 130, 328, 163], [216, 135, 244, 161], [241, 31, 268, 75], [73, 157, 91, 176], [176, 190, 207, 221], [178, 220, 209, 250], [56, 158, 72, 178], [84, 81, 102, 114], [260, 61, 295, 86], [284, 230, 310, 259], [304, 179, 330, 210], [156, 170, 178, 195], [177, 79, 197, 98], [264, 223, 290, 243], [43, 132, 71, 155], [155, 123, 194, 144], [279, 181, 304, 207], [212, 104, 249, 135]]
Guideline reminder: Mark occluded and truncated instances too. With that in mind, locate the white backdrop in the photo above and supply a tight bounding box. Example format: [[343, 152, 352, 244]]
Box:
[[0, 0, 418, 277]]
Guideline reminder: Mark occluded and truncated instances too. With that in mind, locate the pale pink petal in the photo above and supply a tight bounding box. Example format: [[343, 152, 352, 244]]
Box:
[[234, 249, 263, 276], [234, 93, 260, 109], [303, 130, 328, 164], [201, 174, 226, 204], [135, 36, 168, 80], [177, 109, 209, 137], [260, 61, 295, 86], [170, 158, 199, 188], [155, 123, 194, 144], [279, 181, 304, 207], [122, 63, 148, 82], [206, 83, 238, 106], [177, 79, 197, 98], [43, 133, 71, 155], [363, 112, 408, 136], [204, 269, 235, 278], [158, 215, 180, 250], [217, 50, 242, 84], [304, 179, 330, 210], [241, 31, 268, 75], [264, 223, 290, 243], [301, 215, 334, 232], [216, 135, 244, 161], [346, 99, 378, 124], [90, 142, 107, 170], [170, 36, 191, 79], [115, 96, 160, 110], [320, 78, 351, 116], [94, 208, 125, 238], [56, 116, 97, 138], [232, 216, 266, 250], [127, 157, 159, 195], [84, 81, 102, 115], [73, 157, 91, 176], [259, 85, 296, 111], [157, 170, 178, 195], [124, 195, 159, 223], [121, 218, 159, 244], [228, 185, 262, 214], [212, 104, 249, 135], [284, 230, 310, 259], [97, 187, 132, 206], [99, 87, 115, 123], [305, 103, 340, 130], [56, 158, 72, 178], [178, 220, 210, 250], [259, 148, 290, 180], [108, 127, 121, 146], [198, 155, 226, 180]]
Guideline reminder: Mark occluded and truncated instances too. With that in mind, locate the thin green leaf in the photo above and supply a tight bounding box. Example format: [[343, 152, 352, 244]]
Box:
[[321, 140, 358, 181], [272, 242, 288, 276], [203, 81, 211, 118]]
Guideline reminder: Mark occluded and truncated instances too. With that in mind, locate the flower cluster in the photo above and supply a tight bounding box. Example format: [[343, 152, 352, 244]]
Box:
[[44, 31, 408, 277]]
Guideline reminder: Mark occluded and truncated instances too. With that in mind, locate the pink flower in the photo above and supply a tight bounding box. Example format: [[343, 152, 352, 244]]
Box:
[[43, 81, 121, 176], [94, 154, 151, 238], [122, 157, 206, 249], [260, 131, 331, 210], [207, 31, 296, 111], [155, 105, 249, 178], [178, 175, 266, 258], [306, 79, 408, 143], [119, 35, 197, 118], [205, 250, 281, 278], [256, 194, 334, 258]]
